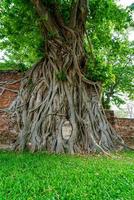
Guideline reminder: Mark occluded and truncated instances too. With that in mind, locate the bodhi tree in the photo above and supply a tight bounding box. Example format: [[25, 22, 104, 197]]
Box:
[[0, 0, 132, 153]]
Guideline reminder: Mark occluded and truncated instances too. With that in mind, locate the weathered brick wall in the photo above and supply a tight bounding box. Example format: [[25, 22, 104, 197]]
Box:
[[105, 110, 134, 146], [0, 71, 21, 109], [0, 71, 21, 145], [0, 71, 134, 147], [115, 118, 134, 146]]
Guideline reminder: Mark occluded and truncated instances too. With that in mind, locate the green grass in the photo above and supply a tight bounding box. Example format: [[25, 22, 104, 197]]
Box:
[[0, 151, 134, 200]]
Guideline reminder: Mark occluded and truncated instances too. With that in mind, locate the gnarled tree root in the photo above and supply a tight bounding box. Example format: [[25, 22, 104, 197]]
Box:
[[10, 56, 125, 154]]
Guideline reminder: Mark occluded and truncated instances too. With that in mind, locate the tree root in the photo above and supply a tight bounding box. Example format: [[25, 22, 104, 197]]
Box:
[[9, 38, 127, 154]]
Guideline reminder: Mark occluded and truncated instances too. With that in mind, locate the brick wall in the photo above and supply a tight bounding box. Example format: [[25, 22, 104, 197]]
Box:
[[105, 110, 134, 146], [115, 118, 134, 146], [0, 71, 134, 146], [0, 71, 21, 145], [0, 71, 21, 109]]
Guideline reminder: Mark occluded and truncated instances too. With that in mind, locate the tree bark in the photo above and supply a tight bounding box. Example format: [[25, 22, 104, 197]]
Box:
[[10, 0, 125, 154]]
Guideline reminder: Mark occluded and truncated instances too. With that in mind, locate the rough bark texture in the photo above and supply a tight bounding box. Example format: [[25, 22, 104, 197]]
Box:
[[9, 0, 125, 153], [11, 38, 124, 154]]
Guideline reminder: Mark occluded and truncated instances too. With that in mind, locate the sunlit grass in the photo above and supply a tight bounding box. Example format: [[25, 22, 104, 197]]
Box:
[[0, 151, 133, 200]]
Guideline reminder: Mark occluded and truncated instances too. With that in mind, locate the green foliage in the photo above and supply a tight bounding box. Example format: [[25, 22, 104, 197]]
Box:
[[0, 0, 133, 107], [0, 0, 132, 68], [0, 61, 27, 71], [101, 39, 134, 108], [0, 0, 43, 67], [85, 0, 134, 107], [0, 151, 134, 199], [86, 58, 114, 83], [87, 0, 131, 46]]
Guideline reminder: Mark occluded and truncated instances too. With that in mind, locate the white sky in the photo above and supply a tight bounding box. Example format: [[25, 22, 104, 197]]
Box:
[[118, 0, 134, 7], [118, 0, 134, 40]]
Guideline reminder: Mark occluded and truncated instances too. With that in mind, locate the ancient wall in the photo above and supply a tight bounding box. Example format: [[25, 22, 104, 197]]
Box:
[[0, 71, 134, 147], [0, 71, 22, 145], [115, 118, 134, 146]]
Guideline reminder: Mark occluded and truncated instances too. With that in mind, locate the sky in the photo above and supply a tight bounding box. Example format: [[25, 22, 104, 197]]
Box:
[[118, 0, 134, 40], [118, 0, 134, 7], [0, 0, 134, 60]]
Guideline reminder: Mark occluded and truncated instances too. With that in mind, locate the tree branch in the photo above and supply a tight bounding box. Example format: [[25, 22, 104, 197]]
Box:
[[31, 0, 58, 34], [69, 0, 79, 28], [32, 0, 70, 39], [86, 31, 96, 67], [69, 0, 88, 30]]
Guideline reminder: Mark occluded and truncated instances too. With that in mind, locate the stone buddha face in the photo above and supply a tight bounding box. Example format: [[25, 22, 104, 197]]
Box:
[[62, 120, 72, 140]]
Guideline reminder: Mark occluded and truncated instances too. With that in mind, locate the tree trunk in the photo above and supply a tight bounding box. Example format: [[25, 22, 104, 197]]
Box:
[[9, 0, 125, 154], [10, 34, 124, 154]]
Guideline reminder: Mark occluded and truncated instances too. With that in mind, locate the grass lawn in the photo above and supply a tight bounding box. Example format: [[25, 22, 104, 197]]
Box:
[[0, 151, 134, 200]]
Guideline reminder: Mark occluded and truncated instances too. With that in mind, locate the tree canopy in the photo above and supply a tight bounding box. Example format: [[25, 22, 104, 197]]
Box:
[[0, 0, 131, 64], [0, 0, 133, 107]]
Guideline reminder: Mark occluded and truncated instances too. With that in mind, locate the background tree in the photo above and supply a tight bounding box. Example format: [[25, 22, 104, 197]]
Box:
[[0, 0, 133, 153], [102, 39, 134, 108], [101, 4, 134, 109], [85, 2, 134, 109]]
